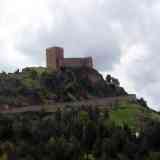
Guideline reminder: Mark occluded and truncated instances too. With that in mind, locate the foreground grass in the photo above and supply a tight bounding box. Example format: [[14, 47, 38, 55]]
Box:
[[109, 101, 160, 130]]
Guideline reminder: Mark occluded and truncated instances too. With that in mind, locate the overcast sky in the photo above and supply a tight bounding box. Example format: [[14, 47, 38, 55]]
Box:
[[0, 0, 160, 110]]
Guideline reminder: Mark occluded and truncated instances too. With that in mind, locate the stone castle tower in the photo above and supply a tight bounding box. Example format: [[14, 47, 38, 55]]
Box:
[[46, 47, 64, 70], [46, 46, 93, 71]]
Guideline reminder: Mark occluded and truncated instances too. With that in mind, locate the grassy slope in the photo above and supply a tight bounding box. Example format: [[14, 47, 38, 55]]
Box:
[[43, 99, 160, 131], [109, 101, 160, 131]]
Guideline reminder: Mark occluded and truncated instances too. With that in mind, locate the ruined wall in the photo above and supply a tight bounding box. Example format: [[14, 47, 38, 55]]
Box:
[[46, 46, 93, 70], [63, 57, 93, 68]]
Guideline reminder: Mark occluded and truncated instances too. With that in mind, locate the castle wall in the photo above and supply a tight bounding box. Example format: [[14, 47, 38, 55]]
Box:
[[83, 57, 93, 68], [46, 46, 93, 70], [63, 57, 93, 68], [63, 58, 84, 67]]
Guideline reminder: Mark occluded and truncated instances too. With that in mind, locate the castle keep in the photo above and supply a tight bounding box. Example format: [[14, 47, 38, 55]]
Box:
[[46, 47, 93, 70]]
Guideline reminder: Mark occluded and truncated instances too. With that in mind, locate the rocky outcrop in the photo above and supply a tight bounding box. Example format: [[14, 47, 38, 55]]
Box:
[[0, 66, 127, 107]]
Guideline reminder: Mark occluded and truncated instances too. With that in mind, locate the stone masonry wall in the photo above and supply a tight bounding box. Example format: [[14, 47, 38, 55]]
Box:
[[46, 46, 93, 70]]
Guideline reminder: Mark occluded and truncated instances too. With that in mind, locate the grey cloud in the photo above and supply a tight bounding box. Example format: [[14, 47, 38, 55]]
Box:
[[14, 0, 123, 70], [14, 0, 155, 69]]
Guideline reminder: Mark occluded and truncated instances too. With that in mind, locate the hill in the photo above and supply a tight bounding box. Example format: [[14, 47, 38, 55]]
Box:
[[109, 100, 160, 130], [0, 66, 159, 130], [0, 66, 159, 129], [0, 103, 159, 159], [0, 67, 126, 107], [0, 67, 160, 159]]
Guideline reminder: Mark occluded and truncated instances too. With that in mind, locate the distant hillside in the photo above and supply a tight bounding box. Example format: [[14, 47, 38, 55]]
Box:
[[0, 67, 126, 107]]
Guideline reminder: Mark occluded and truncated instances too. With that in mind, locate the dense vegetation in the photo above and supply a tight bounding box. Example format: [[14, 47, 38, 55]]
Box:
[[0, 67, 126, 107], [0, 105, 159, 160], [0, 67, 159, 159]]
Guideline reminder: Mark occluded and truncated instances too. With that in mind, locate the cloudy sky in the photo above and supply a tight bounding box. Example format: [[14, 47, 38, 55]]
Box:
[[0, 0, 160, 110]]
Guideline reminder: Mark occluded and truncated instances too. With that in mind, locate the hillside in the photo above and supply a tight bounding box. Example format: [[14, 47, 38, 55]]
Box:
[[0, 66, 159, 129], [0, 102, 160, 159], [0, 67, 126, 107], [109, 100, 160, 131], [0, 67, 160, 159]]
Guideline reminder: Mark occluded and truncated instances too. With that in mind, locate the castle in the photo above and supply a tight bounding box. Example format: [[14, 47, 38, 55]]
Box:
[[46, 46, 93, 70]]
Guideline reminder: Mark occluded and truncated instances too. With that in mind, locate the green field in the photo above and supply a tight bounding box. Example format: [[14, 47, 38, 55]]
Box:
[[109, 101, 160, 130]]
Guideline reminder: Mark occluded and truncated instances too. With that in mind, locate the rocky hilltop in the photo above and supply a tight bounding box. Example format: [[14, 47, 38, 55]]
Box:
[[0, 67, 126, 107]]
